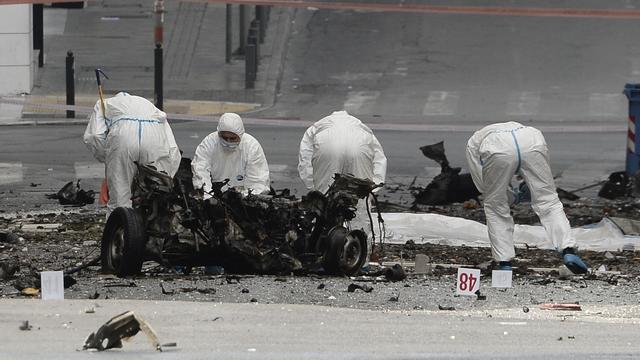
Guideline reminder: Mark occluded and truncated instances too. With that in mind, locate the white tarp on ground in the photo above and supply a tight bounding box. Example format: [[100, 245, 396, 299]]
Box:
[[381, 213, 640, 252]]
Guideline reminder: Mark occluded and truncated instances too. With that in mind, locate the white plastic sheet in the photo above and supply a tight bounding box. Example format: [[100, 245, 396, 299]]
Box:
[[381, 213, 640, 252]]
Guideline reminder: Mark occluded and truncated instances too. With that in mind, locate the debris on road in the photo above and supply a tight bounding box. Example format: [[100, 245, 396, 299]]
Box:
[[413, 142, 480, 206], [383, 264, 406, 281], [347, 283, 373, 293], [19, 320, 32, 331], [0, 261, 18, 280], [438, 305, 456, 311], [539, 303, 582, 311], [20, 288, 39, 297], [46, 180, 95, 206], [598, 171, 631, 200], [0, 231, 19, 244], [82, 311, 163, 352]]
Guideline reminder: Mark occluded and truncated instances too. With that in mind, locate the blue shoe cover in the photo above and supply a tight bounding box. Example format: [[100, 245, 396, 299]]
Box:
[[563, 254, 588, 274], [497, 261, 512, 271]]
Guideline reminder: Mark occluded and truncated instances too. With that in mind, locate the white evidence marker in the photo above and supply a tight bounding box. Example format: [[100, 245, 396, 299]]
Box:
[[491, 270, 513, 288], [40, 271, 64, 300], [456, 268, 480, 296]]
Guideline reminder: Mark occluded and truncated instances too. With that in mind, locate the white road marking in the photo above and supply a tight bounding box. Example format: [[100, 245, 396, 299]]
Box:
[[74, 162, 105, 179], [329, 72, 383, 82], [423, 91, 459, 116], [632, 58, 640, 76], [269, 164, 289, 173], [0, 162, 23, 185], [589, 93, 625, 117], [506, 91, 540, 116], [343, 91, 380, 115], [269, 164, 300, 183]]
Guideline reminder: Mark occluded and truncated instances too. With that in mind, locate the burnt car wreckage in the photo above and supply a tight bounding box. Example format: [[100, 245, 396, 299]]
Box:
[[101, 158, 382, 277]]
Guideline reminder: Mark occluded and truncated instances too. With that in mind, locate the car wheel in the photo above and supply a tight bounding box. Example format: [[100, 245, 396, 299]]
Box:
[[323, 226, 367, 276], [101, 207, 146, 277]]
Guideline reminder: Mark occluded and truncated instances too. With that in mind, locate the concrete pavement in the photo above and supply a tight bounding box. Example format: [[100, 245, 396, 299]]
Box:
[[1, 298, 639, 359]]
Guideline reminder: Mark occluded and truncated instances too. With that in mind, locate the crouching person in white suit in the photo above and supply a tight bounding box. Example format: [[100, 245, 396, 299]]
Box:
[[191, 112, 270, 198]]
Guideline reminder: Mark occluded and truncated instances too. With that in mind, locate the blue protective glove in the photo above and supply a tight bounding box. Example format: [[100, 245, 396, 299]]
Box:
[[509, 181, 531, 205], [517, 181, 531, 203]]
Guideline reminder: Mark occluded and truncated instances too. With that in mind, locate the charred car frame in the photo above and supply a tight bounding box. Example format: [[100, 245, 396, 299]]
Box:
[[101, 159, 379, 277]]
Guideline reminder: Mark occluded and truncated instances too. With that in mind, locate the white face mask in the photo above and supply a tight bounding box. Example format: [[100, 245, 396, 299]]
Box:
[[220, 138, 240, 151]]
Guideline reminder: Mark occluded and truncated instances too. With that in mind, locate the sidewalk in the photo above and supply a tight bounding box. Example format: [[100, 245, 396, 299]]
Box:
[[0, 0, 293, 125]]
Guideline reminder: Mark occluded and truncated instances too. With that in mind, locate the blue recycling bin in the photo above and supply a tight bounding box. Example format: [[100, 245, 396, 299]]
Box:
[[623, 83, 640, 176]]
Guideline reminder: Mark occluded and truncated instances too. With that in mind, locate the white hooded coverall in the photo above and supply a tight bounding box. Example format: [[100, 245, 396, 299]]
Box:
[[465, 121, 576, 262], [191, 113, 270, 197], [298, 110, 387, 193], [83, 92, 181, 213]]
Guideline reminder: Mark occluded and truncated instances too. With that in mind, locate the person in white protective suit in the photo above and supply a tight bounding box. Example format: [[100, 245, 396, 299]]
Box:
[[191, 112, 270, 198], [83, 92, 181, 215], [298, 110, 387, 268], [298, 110, 387, 193], [465, 121, 588, 274]]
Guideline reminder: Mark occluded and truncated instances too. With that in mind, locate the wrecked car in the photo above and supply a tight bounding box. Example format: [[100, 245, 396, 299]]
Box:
[[101, 159, 379, 277]]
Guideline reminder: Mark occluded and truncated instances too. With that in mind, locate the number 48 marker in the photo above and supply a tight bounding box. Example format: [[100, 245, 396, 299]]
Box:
[[456, 268, 480, 296]]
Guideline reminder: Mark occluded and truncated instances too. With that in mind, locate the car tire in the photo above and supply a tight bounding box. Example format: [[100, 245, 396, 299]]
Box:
[[323, 226, 367, 276], [101, 207, 146, 277]]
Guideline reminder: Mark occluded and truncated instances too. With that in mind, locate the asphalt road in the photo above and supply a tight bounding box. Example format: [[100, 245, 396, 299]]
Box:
[[0, 121, 626, 212], [258, 1, 640, 127]]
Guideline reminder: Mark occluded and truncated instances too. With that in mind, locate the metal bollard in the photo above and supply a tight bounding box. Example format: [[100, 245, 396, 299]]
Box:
[[238, 4, 246, 55], [225, 4, 232, 63], [33, 4, 44, 67], [154, 44, 163, 110], [65, 51, 75, 118], [250, 19, 261, 50], [245, 44, 256, 89], [248, 27, 259, 68], [624, 83, 640, 176], [256, 5, 266, 43]]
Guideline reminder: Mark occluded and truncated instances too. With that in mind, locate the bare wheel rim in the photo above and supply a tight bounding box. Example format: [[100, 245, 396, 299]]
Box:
[[109, 227, 125, 269], [342, 234, 362, 269]]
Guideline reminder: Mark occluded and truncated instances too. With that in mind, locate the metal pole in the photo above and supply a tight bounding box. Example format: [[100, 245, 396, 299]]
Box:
[[154, 0, 164, 110], [33, 4, 44, 67], [248, 25, 259, 69], [624, 83, 640, 176], [65, 51, 75, 118], [238, 4, 246, 55], [154, 0, 164, 45], [225, 4, 232, 63], [155, 44, 163, 110]]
